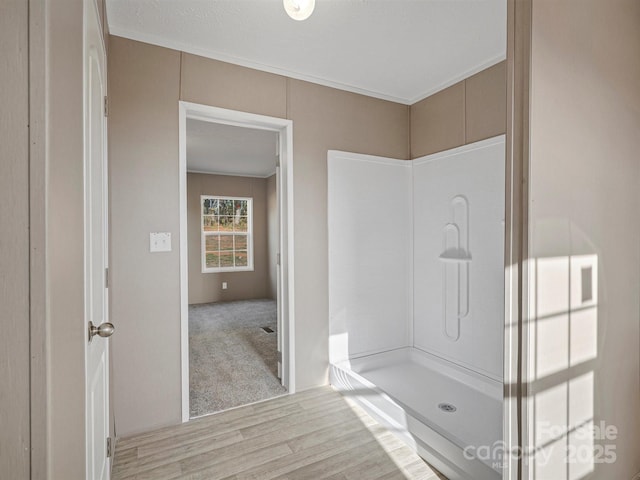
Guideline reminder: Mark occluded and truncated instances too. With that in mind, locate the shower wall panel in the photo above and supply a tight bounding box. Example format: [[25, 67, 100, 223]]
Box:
[[412, 136, 505, 380], [328, 151, 413, 362]]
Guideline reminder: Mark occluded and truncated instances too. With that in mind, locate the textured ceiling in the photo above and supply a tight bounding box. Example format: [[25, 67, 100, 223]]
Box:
[[187, 119, 278, 177], [106, 0, 506, 104]]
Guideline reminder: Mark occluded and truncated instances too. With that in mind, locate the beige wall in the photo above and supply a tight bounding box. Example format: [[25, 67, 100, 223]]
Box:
[[0, 1, 30, 478], [526, 0, 640, 477], [187, 173, 270, 304], [109, 39, 182, 435], [266, 174, 278, 300], [410, 61, 507, 158], [286, 79, 409, 387], [109, 36, 408, 435]]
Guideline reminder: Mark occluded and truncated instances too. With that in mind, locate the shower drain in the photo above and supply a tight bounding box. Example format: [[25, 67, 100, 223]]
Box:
[[438, 403, 457, 413]]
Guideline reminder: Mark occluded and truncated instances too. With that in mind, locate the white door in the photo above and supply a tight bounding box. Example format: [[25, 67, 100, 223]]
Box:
[[84, 0, 111, 479]]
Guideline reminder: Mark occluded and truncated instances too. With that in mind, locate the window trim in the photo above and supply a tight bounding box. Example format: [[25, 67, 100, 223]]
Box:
[[200, 194, 254, 273]]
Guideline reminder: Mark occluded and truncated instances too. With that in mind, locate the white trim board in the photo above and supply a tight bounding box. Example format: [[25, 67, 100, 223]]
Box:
[[408, 54, 506, 105], [179, 102, 296, 423], [327, 150, 412, 167]]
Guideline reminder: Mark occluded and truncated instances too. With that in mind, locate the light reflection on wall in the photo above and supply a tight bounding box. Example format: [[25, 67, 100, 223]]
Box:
[[525, 221, 599, 480]]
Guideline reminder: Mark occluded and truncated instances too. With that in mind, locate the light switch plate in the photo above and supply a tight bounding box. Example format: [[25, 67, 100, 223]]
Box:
[[150, 232, 172, 252]]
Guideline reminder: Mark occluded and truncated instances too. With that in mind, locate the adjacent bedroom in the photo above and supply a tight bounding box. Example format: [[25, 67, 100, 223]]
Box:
[[185, 119, 285, 418]]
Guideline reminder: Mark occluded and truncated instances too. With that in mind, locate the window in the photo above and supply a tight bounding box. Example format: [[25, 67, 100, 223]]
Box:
[[201, 196, 253, 273]]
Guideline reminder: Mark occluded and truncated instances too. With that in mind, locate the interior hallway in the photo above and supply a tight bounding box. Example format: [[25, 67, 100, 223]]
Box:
[[112, 386, 445, 480]]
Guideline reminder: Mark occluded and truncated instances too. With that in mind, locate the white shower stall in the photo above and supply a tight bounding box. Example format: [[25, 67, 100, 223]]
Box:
[[328, 136, 505, 480]]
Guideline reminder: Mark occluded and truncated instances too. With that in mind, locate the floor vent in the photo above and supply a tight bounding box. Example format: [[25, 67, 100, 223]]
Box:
[[261, 326, 275, 333], [438, 403, 457, 413]]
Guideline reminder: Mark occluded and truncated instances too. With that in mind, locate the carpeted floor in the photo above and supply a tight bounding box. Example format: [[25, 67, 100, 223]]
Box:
[[189, 299, 286, 418]]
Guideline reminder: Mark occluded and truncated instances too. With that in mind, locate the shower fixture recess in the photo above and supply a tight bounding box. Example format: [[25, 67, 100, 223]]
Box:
[[440, 195, 471, 341]]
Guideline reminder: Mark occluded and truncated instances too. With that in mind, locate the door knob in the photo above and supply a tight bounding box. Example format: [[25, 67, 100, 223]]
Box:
[[88, 321, 115, 342]]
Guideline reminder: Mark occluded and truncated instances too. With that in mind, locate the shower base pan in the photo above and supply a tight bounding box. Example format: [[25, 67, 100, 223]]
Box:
[[330, 347, 503, 480]]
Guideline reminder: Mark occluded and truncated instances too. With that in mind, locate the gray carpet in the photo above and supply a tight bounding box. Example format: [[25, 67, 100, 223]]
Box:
[[189, 299, 286, 418]]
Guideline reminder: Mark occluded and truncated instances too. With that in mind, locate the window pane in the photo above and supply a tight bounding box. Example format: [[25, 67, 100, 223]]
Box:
[[203, 215, 218, 231], [234, 216, 248, 232], [235, 200, 248, 216], [205, 252, 220, 268], [219, 235, 234, 251], [220, 254, 234, 268], [219, 199, 234, 216], [202, 198, 218, 215], [234, 235, 247, 250], [235, 251, 248, 267], [219, 216, 234, 232], [205, 235, 219, 251]]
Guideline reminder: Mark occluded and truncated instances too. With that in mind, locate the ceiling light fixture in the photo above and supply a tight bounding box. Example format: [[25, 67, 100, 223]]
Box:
[[283, 0, 315, 21]]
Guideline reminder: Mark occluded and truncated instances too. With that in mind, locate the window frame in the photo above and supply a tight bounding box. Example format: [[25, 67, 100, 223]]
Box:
[[200, 194, 254, 273]]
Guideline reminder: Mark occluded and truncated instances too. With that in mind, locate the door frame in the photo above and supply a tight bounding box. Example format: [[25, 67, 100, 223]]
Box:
[[178, 102, 296, 422], [503, 0, 531, 478]]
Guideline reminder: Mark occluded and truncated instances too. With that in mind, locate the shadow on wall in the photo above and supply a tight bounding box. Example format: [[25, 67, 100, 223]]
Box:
[[520, 219, 602, 479]]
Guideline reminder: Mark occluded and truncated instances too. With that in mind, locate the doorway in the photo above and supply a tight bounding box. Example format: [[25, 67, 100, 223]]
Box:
[[178, 103, 295, 421]]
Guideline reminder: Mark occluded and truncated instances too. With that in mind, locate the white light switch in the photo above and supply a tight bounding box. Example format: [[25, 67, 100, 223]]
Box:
[[150, 232, 172, 252]]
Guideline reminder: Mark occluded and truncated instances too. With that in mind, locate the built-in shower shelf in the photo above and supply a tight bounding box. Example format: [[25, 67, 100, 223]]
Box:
[[438, 254, 472, 263]]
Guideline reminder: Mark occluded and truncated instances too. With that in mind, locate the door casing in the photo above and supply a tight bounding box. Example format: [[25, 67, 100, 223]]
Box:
[[178, 102, 296, 422]]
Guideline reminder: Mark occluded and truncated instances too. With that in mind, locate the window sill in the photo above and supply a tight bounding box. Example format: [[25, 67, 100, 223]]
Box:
[[202, 267, 255, 274]]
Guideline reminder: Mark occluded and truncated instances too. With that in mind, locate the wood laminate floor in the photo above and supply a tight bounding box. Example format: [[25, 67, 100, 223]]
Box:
[[112, 386, 447, 480]]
